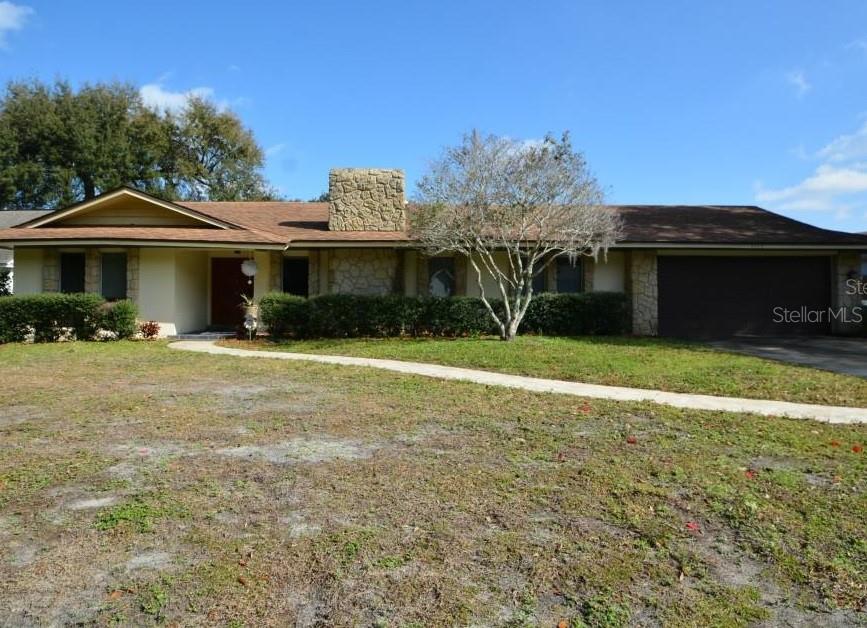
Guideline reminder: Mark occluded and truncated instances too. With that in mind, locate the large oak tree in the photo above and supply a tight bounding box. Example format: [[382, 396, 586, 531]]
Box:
[[0, 80, 275, 208]]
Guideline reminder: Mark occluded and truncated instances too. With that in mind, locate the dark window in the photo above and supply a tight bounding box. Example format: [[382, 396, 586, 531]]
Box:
[[532, 269, 547, 293], [101, 253, 127, 301], [556, 257, 583, 293], [428, 257, 455, 297], [60, 253, 85, 293], [282, 258, 309, 297]]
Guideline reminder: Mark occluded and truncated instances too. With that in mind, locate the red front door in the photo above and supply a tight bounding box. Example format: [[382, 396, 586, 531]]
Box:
[[211, 258, 253, 328]]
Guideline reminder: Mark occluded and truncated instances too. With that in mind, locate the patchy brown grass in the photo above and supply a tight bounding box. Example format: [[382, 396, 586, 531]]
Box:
[[0, 341, 864, 626]]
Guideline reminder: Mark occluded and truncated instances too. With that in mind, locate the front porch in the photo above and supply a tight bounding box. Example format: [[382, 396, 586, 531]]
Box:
[[10, 244, 616, 337]]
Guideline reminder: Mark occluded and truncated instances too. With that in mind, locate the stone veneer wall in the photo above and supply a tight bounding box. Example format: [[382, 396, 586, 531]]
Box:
[[84, 249, 101, 294], [329, 249, 398, 295], [42, 249, 59, 292], [833, 252, 862, 335], [126, 248, 140, 304], [629, 250, 658, 335], [328, 168, 406, 231]]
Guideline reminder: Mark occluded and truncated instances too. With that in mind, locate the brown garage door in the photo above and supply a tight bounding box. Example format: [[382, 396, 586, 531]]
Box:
[[657, 256, 831, 338]]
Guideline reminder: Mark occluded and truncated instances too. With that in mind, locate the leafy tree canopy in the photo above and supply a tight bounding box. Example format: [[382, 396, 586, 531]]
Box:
[[0, 79, 276, 208]]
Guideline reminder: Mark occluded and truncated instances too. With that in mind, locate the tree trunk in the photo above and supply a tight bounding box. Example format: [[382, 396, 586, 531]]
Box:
[[507, 317, 521, 340], [82, 177, 96, 200]]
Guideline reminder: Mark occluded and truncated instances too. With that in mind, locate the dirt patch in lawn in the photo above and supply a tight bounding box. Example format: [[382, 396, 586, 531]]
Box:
[[217, 436, 372, 464], [0, 404, 46, 428], [0, 342, 864, 626]]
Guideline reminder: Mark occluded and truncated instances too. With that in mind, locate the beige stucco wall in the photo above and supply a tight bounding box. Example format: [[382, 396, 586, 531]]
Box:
[[11, 248, 43, 295], [138, 248, 178, 336], [592, 251, 626, 292], [136, 248, 277, 336], [462, 251, 627, 297], [174, 250, 209, 335], [61, 203, 208, 226], [464, 252, 510, 298]]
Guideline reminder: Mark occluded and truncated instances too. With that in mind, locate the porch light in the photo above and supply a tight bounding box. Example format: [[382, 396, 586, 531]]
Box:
[[241, 259, 258, 285]]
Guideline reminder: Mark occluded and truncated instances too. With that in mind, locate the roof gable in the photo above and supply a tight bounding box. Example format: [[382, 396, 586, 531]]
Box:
[[20, 188, 240, 230]]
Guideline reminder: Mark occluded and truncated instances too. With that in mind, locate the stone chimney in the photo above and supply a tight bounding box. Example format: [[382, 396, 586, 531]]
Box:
[[328, 168, 406, 231]]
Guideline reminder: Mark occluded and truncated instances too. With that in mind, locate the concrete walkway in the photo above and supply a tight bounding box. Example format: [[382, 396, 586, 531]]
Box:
[[169, 340, 867, 425]]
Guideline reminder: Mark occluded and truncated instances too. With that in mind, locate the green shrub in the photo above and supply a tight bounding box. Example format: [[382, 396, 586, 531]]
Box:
[[259, 292, 308, 339], [259, 291, 628, 339], [100, 299, 138, 339], [416, 296, 494, 336], [522, 292, 629, 335], [0, 292, 105, 342], [0, 295, 30, 342], [0, 269, 10, 297]]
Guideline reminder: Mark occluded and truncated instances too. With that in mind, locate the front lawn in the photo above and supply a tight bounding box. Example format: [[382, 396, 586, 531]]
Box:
[[226, 336, 867, 407], [0, 342, 865, 626]]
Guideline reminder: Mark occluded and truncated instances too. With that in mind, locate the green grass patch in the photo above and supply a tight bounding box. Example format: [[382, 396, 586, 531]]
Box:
[[95, 494, 187, 533], [233, 335, 867, 407]]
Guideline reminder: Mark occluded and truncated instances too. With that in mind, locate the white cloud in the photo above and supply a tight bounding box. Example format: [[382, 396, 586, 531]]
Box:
[[817, 120, 867, 162], [846, 38, 867, 54], [0, 1, 33, 48], [756, 163, 867, 212], [755, 117, 867, 223], [139, 83, 216, 113], [785, 70, 811, 98], [265, 143, 287, 157]]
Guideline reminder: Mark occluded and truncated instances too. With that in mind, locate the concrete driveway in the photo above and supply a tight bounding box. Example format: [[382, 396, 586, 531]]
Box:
[[709, 336, 867, 378]]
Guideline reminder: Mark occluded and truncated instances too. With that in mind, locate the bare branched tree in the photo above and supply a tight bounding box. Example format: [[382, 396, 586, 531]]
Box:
[[411, 131, 622, 341]]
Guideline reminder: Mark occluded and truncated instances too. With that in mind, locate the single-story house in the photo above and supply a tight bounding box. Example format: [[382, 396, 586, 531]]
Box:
[[0, 210, 53, 291], [0, 168, 864, 338]]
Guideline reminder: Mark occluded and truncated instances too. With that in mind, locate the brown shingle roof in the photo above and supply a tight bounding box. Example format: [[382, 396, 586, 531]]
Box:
[[613, 205, 867, 245], [1, 196, 865, 248], [179, 201, 409, 242]]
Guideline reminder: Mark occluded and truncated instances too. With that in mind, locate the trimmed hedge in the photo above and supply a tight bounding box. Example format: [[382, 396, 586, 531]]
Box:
[[0, 293, 139, 343], [100, 300, 138, 339], [521, 292, 630, 335], [259, 292, 628, 339]]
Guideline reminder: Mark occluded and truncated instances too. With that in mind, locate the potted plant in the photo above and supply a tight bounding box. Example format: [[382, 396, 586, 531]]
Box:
[[240, 294, 258, 318]]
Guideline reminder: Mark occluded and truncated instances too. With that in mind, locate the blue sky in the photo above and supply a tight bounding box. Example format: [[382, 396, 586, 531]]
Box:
[[2, 1, 867, 232]]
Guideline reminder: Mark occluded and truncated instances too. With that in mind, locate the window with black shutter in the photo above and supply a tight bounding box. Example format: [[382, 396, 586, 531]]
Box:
[[60, 253, 85, 293], [555, 257, 583, 293], [101, 253, 127, 300], [282, 258, 309, 297]]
